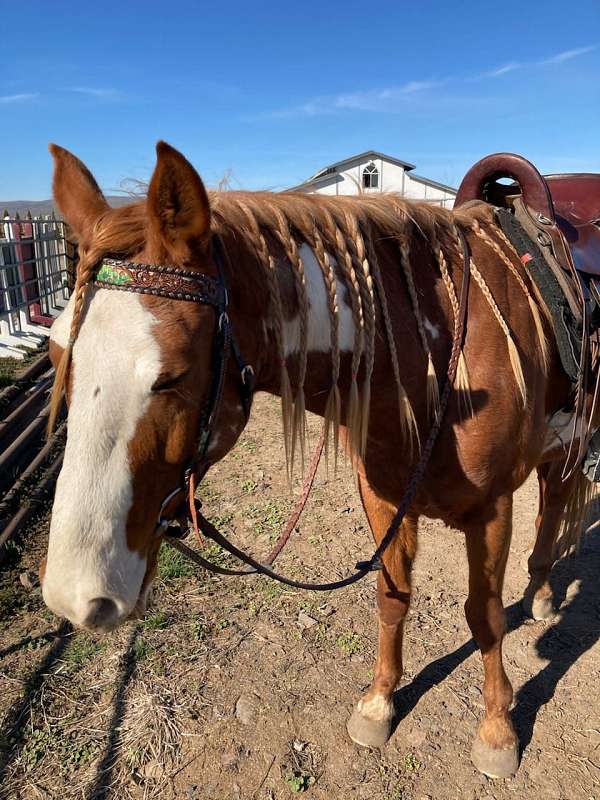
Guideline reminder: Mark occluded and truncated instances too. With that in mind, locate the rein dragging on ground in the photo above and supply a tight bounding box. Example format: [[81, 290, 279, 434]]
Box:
[[164, 229, 472, 591]]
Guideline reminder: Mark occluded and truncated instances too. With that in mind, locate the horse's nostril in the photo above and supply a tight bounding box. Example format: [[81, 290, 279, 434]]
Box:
[[82, 597, 120, 629]]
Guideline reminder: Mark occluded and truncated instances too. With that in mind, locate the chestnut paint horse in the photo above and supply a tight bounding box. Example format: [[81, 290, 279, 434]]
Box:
[[42, 142, 590, 780]]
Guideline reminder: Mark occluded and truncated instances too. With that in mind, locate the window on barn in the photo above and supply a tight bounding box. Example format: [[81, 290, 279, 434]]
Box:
[[362, 162, 379, 189]]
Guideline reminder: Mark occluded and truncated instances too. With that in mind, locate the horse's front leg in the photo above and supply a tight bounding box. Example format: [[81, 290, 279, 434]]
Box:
[[464, 492, 518, 778], [347, 474, 417, 748]]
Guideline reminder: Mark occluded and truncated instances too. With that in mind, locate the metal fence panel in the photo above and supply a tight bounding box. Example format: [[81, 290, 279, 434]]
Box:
[[0, 214, 75, 353]]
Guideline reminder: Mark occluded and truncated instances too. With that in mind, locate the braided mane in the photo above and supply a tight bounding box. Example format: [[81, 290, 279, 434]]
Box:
[[209, 191, 458, 471], [49, 188, 546, 478]]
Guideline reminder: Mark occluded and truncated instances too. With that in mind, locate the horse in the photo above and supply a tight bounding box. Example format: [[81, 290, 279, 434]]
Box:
[[40, 141, 589, 780]]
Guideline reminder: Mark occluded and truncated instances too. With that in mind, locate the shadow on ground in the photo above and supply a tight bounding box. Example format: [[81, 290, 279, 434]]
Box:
[[390, 528, 600, 760], [85, 625, 141, 800], [0, 620, 71, 786]]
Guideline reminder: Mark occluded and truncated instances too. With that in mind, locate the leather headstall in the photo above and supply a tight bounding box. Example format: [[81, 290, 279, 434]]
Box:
[[93, 236, 256, 541]]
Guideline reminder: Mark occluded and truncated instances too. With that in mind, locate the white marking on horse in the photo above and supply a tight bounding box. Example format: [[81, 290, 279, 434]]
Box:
[[43, 288, 162, 628], [357, 694, 394, 722], [282, 244, 355, 357], [424, 317, 440, 340]]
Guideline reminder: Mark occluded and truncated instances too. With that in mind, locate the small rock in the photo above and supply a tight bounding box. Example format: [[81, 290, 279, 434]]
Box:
[[235, 695, 256, 725], [297, 610, 318, 630], [19, 571, 38, 591], [292, 739, 307, 752]]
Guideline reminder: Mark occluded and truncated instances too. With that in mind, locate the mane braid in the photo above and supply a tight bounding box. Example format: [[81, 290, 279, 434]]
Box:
[[236, 201, 295, 477], [341, 211, 377, 459], [362, 221, 419, 453], [473, 220, 550, 372], [268, 204, 310, 473], [436, 243, 473, 419], [310, 222, 341, 471], [398, 234, 440, 420], [466, 249, 527, 407], [320, 207, 365, 466], [47, 249, 95, 434]]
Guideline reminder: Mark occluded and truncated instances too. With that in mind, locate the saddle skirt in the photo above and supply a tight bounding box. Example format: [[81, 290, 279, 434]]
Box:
[[544, 174, 600, 275]]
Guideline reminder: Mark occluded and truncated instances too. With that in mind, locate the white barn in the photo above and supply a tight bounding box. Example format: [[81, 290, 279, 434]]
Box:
[[288, 150, 456, 208]]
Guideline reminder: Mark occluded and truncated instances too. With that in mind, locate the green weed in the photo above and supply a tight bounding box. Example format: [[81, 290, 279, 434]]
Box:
[[284, 771, 315, 793], [239, 437, 257, 454], [191, 620, 210, 640], [64, 636, 103, 668], [249, 500, 287, 539], [143, 610, 171, 630], [402, 752, 422, 773], [133, 637, 152, 661], [20, 727, 56, 770], [59, 732, 100, 773], [336, 631, 364, 656], [158, 545, 195, 579], [0, 584, 35, 622]]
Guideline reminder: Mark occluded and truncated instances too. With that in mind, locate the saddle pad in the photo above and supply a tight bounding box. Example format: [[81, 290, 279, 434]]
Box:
[[495, 208, 581, 381]]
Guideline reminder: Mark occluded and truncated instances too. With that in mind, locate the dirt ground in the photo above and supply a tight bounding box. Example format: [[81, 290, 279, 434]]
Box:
[[1, 394, 599, 800]]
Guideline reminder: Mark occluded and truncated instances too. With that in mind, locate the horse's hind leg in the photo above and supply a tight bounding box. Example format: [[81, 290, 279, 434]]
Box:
[[523, 461, 574, 620], [464, 493, 519, 778], [347, 475, 417, 748]]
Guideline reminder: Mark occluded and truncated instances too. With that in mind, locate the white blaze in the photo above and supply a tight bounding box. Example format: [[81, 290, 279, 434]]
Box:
[[43, 288, 162, 627]]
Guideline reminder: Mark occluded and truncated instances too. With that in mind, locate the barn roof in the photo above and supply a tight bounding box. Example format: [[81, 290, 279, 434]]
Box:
[[306, 150, 416, 183]]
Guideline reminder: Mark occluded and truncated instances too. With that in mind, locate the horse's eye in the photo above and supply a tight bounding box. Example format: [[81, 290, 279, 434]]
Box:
[[151, 372, 188, 392]]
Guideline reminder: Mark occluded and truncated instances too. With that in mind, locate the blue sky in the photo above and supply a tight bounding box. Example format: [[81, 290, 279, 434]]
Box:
[[1, 0, 599, 198]]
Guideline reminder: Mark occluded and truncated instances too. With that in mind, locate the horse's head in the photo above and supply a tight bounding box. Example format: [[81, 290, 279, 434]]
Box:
[[42, 142, 250, 631]]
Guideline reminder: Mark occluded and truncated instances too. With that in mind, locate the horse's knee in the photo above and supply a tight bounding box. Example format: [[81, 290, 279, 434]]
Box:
[[464, 595, 506, 650]]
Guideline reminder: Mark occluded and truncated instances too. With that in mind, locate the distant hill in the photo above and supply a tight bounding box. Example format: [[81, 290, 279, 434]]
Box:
[[1, 196, 138, 218]]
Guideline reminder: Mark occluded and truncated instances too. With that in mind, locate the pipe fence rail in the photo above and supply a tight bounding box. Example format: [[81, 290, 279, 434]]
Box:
[[0, 213, 75, 357]]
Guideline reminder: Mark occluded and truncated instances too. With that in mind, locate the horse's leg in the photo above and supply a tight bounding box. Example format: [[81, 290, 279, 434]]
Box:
[[347, 474, 417, 748], [522, 461, 573, 620], [464, 493, 519, 778]]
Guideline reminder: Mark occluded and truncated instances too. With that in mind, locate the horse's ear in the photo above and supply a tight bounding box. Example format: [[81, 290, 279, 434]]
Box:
[[147, 141, 211, 257], [49, 144, 108, 238]]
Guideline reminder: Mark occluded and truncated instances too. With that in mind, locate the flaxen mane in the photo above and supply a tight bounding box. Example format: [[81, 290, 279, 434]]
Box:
[[49, 190, 549, 477]]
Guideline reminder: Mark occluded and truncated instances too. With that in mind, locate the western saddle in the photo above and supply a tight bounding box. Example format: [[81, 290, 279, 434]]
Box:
[[455, 152, 600, 275], [455, 153, 600, 477]]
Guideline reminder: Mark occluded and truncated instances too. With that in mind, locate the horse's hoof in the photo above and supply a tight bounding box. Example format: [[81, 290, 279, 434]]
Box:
[[522, 592, 554, 621], [347, 707, 392, 748], [471, 736, 519, 779]]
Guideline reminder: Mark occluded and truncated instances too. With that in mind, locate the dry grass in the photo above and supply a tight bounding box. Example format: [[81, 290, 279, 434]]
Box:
[[112, 681, 183, 799]]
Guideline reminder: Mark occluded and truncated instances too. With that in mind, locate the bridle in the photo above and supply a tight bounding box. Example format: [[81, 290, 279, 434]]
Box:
[[95, 236, 255, 534], [92, 230, 472, 591]]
